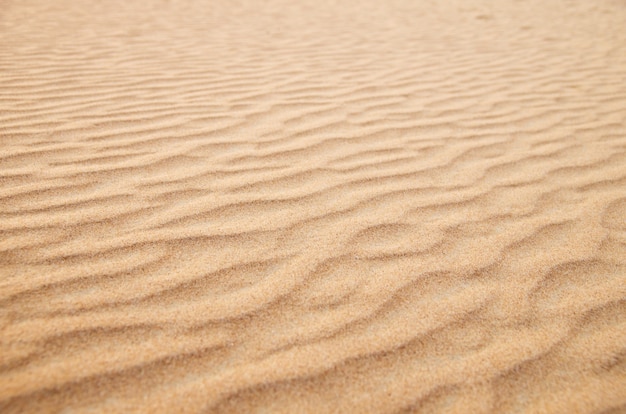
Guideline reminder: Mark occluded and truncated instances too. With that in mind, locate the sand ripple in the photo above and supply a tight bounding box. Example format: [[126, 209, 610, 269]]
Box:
[[1, 0, 626, 412]]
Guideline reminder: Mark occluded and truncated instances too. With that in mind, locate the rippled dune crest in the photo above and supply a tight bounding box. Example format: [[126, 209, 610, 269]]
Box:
[[1, 0, 626, 412]]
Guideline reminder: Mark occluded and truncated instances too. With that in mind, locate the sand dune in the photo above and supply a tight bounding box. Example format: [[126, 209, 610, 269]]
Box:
[[1, 0, 626, 412]]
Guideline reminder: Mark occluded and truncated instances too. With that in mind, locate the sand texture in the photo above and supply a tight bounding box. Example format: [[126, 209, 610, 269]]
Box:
[[1, 0, 626, 412]]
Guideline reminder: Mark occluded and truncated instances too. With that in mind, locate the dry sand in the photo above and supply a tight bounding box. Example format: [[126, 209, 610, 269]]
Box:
[[1, 0, 626, 412]]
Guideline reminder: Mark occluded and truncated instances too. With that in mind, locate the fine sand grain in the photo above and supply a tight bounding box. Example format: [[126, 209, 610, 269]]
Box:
[[1, 0, 626, 412]]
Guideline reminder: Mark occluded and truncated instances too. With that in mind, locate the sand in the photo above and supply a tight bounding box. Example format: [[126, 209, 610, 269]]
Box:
[[1, 0, 626, 412]]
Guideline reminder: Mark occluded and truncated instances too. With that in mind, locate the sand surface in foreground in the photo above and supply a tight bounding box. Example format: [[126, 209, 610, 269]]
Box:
[[1, 0, 626, 412]]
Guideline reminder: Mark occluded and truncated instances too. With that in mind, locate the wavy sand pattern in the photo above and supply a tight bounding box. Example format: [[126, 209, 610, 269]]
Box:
[[1, 0, 626, 412]]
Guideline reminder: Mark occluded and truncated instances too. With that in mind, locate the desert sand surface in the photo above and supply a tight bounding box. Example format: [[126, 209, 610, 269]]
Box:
[[1, 0, 626, 412]]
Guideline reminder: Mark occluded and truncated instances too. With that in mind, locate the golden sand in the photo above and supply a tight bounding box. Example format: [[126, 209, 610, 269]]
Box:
[[1, 0, 626, 412]]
